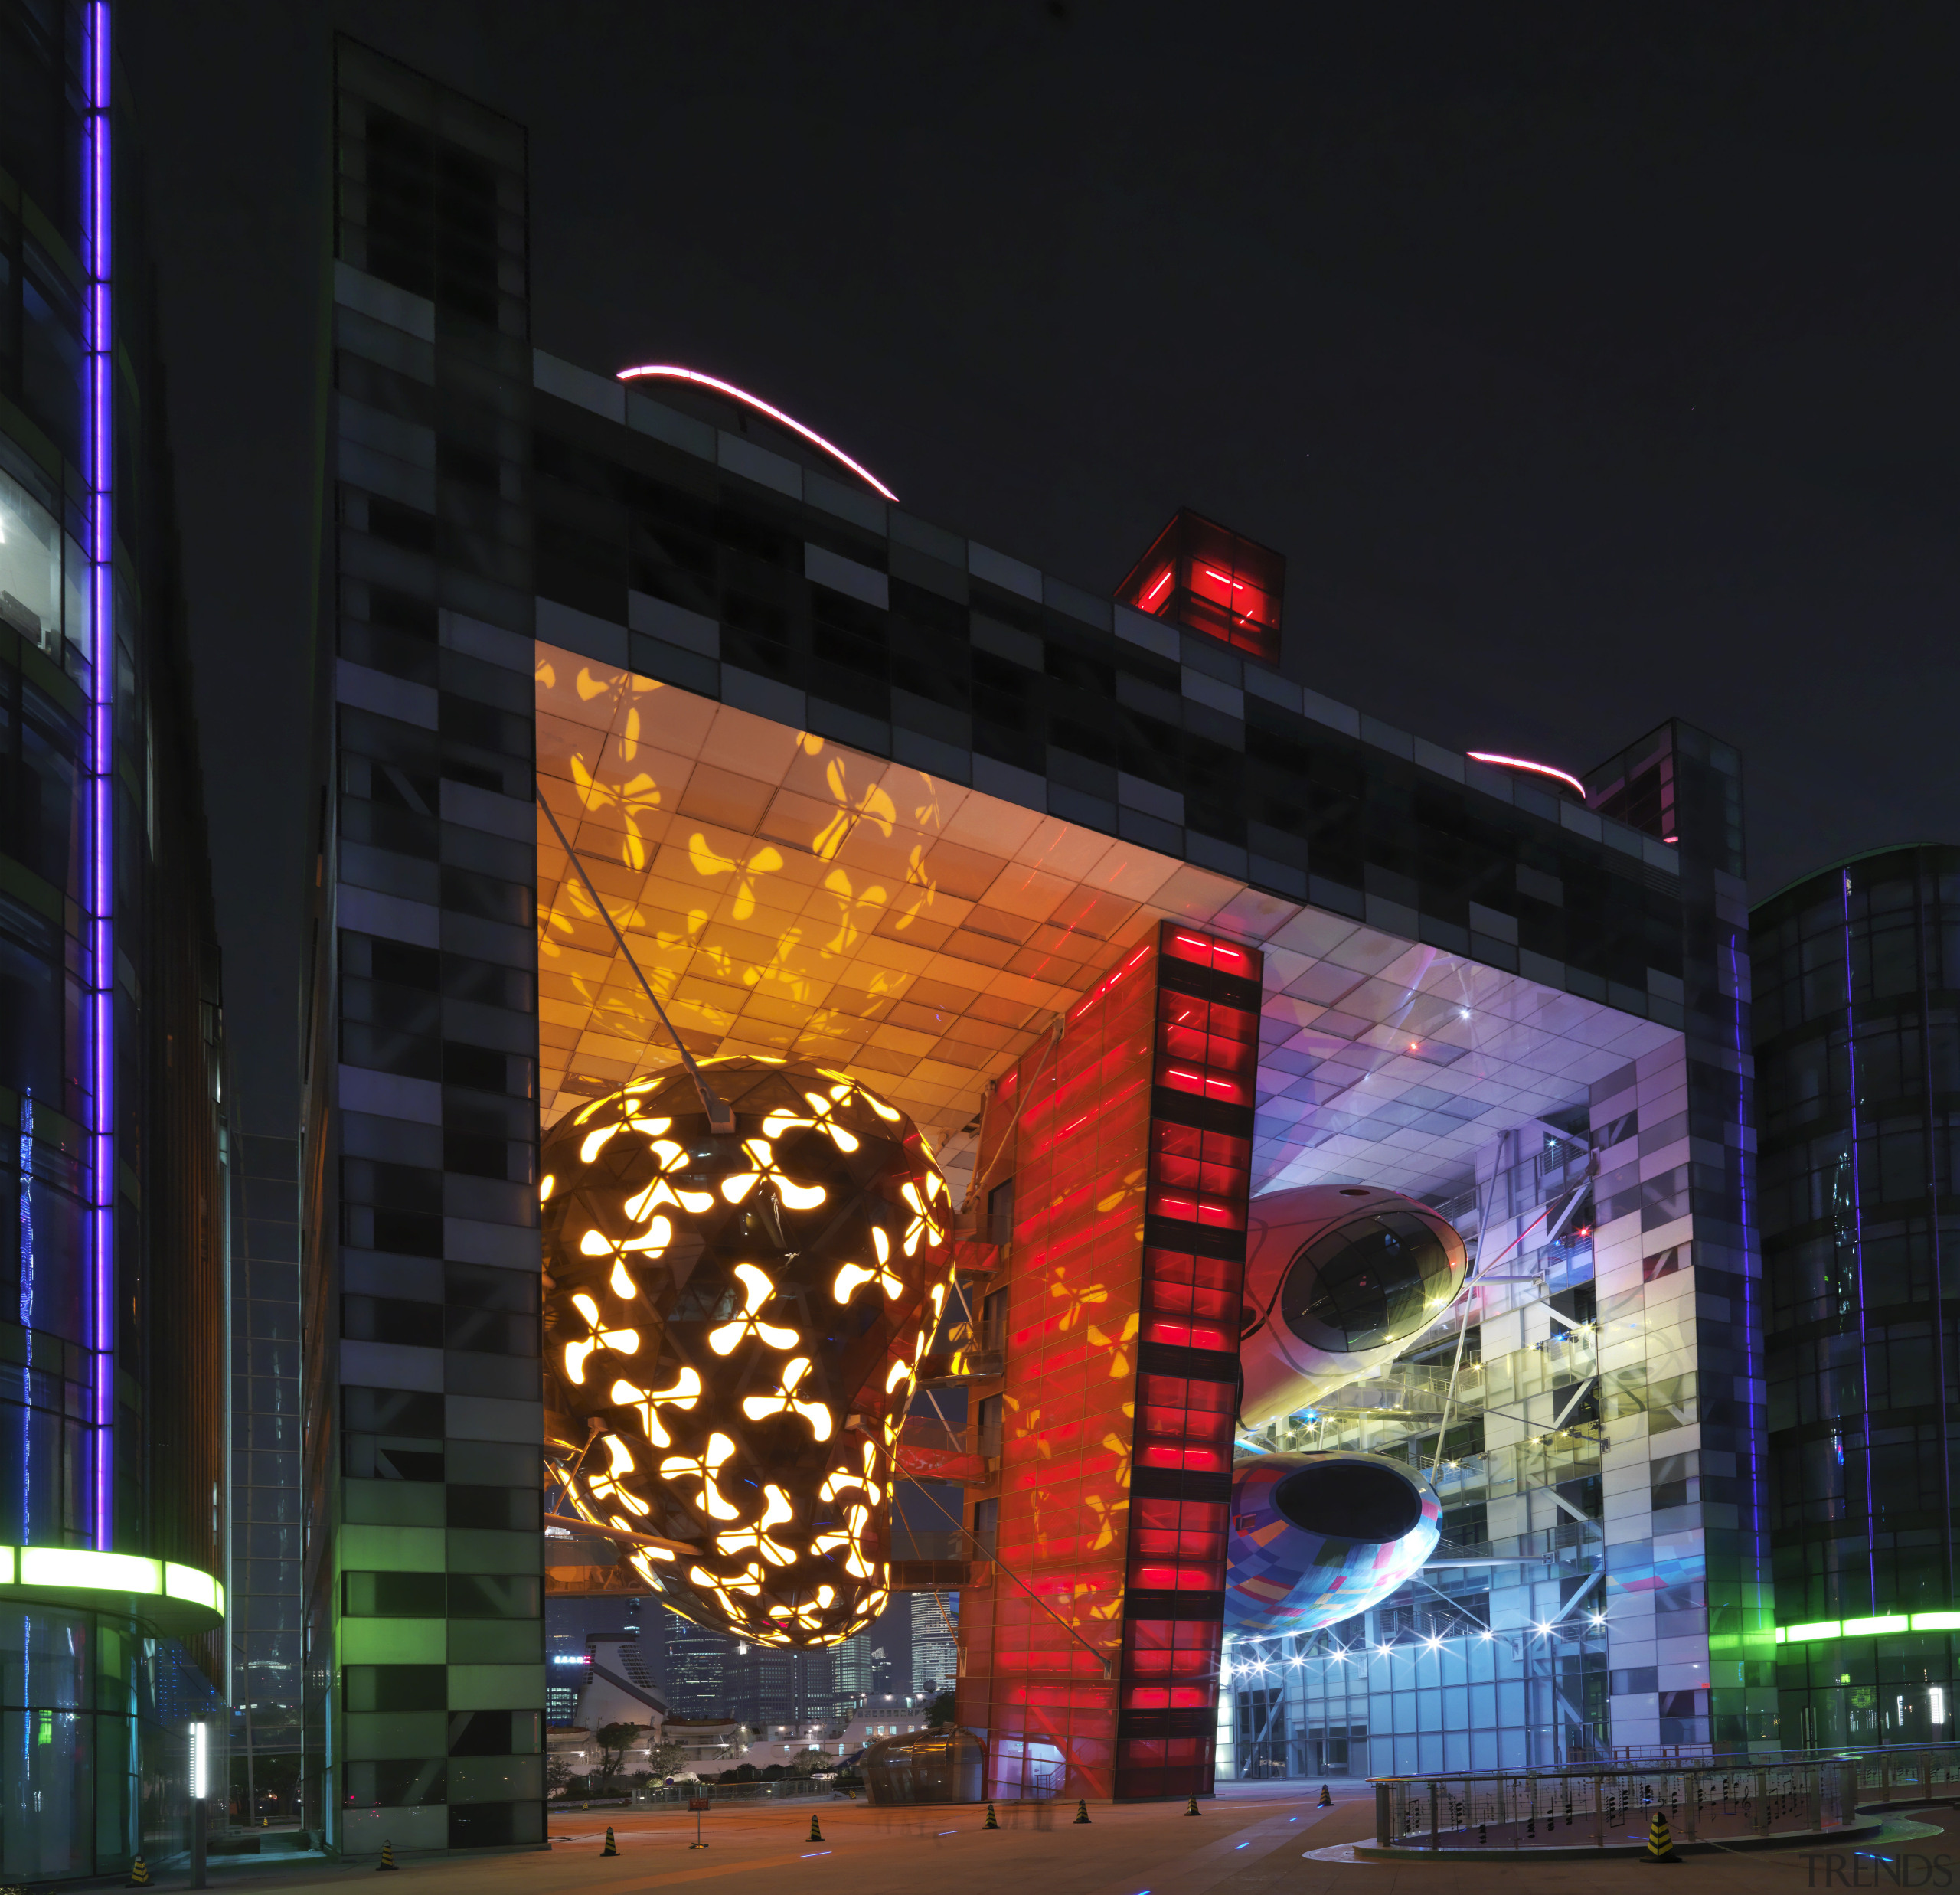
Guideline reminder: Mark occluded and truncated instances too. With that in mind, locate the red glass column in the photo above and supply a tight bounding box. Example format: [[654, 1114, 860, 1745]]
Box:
[[1116, 923, 1259, 1800], [956, 921, 1261, 1802]]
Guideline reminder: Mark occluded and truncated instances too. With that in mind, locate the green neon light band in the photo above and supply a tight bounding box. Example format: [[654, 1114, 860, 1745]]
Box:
[[1775, 1612, 1960, 1643], [0, 1545, 223, 1617]]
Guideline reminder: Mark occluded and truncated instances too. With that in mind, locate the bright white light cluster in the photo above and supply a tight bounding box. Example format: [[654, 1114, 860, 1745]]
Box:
[[542, 1057, 954, 1647]]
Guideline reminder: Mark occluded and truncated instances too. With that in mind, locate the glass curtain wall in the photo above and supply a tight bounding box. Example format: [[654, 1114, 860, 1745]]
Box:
[[1756, 844, 1960, 1748], [1223, 1118, 1609, 1777]]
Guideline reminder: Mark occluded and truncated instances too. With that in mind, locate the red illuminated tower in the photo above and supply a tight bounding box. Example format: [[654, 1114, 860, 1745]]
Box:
[[956, 921, 1261, 1802], [1116, 510, 1285, 664]]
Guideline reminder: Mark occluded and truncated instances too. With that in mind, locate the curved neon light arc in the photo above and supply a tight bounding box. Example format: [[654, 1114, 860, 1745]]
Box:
[[1465, 750, 1588, 800], [615, 364, 898, 502]]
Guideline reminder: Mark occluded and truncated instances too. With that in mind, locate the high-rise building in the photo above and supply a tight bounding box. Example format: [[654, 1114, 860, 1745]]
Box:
[[662, 1603, 729, 1721], [834, 1629, 874, 1717], [299, 38, 1765, 1836], [1753, 842, 1960, 1748], [910, 1594, 957, 1699], [727, 1642, 835, 1733], [0, 0, 231, 1877]]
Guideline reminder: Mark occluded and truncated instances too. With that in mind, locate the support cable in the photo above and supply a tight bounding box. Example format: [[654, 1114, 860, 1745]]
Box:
[[961, 1020, 1062, 1214], [872, 1432, 1112, 1678], [539, 791, 734, 1134]]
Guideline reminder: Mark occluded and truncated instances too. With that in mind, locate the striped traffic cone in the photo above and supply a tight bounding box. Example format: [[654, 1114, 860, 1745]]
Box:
[[127, 1858, 149, 1888], [808, 1812, 824, 1844], [1318, 1784, 1333, 1808], [1642, 1811, 1680, 1864], [1074, 1799, 1091, 1825], [376, 1839, 398, 1872], [602, 1826, 618, 1857], [984, 1802, 999, 1830], [1184, 1794, 1200, 1815]]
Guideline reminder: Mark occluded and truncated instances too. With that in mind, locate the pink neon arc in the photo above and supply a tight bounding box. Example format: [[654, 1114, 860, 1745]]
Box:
[[1465, 751, 1589, 800], [615, 364, 898, 502]]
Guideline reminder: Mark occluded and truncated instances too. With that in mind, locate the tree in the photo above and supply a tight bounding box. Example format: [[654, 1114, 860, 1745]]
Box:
[[595, 1722, 645, 1791], [547, 1753, 577, 1798], [926, 1691, 956, 1728], [791, 1747, 837, 1776], [648, 1740, 689, 1779]]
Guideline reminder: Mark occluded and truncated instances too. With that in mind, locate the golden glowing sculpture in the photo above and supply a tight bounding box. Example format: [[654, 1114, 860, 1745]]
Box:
[[542, 1056, 955, 1646]]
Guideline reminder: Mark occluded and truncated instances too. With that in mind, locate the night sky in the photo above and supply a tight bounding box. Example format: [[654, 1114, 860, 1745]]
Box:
[[126, 3, 1960, 1132]]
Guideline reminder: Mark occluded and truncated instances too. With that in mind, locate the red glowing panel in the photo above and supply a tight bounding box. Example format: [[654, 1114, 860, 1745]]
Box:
[[1115, 511, 1284, 665]]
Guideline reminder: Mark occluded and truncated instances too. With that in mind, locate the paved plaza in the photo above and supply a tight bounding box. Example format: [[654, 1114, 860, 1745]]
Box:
[[181, 1781, 1953, 1895]]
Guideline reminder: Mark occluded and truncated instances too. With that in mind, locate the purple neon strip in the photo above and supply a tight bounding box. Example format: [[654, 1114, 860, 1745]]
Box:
[[84, 0, 113, 1550]]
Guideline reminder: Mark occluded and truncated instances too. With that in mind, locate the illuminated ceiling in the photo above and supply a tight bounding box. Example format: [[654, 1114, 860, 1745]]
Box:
[[535, 644, 1253, 1162], [1246, 916, 1675, 1201], [534, 642, 1677, 1203]]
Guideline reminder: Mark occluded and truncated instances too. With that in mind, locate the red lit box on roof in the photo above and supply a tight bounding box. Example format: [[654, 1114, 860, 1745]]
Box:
[[1116, 509, 1285, 665]]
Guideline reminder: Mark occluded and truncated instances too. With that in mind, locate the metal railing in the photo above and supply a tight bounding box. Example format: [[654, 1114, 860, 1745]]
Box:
[[1371, 1745, 1960, 1852], [630, 1778, 843, 1806]]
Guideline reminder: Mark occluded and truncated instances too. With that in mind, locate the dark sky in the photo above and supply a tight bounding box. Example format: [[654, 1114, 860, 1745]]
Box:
[[126, 2, 1960, 1133]]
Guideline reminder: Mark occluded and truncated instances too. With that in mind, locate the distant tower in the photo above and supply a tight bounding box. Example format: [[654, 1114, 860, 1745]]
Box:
[[662, 1606, 729, 1720], [910, 1594, 959, 1697], [834, 1629, 874, 1717]]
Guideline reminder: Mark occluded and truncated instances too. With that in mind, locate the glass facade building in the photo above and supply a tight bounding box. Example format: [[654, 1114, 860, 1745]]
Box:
[[0, 0, 231, 1876], [300, 38, 1769, 1846], [1754, 843, 1960, 1748]]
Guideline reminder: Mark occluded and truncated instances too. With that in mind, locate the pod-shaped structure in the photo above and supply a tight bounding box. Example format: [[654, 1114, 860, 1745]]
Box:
[[1224, 1450, 1442, 1636], [540, 1057, 955, 1647], [1238, 1184, 1468, 1426]]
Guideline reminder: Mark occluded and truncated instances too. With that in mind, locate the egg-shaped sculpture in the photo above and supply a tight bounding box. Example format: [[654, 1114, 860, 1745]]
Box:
[[1224, 1450, 1441, 1635], [1238, 1184, 1468, 1426], [541, 1056, 955, 1647]]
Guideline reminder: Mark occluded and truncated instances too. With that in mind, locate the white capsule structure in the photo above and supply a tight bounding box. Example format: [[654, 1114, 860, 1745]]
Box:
[[1238, 1184, 1469, 1427], [1224, 1449, 1442, 1636]]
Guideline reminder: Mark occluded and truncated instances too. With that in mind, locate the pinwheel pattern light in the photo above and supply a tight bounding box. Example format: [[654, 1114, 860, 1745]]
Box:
[[542, 1056, 954, 1645]]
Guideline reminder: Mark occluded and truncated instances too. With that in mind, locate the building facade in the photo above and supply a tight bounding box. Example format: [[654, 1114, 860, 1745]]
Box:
[[0, 0, 230, 1876], [301, 41, 1771, 1844], [1754, 842, 1960, 1747], [299, 38, 541, 1857]]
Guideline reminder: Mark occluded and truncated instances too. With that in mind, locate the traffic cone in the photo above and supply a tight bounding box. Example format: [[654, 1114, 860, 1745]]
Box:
[[1477, 1818, 1486, 1845], [1074, 1799, 1091, 1825], [1642, 1811, 1680, 1864], [127, 1858, 149, 1888], [602, 1826, 619, 1857], [1184, 1794, 1200, 1815], [808, 1812, 824, 1844], [984, 1801, 1000, 1830], [377, 1839, 398, 1872], [1318, 1783, 1333, 1808]]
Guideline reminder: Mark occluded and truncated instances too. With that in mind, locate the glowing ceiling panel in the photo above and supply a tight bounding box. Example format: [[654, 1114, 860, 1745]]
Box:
[[533, 646, 1679, 1203], [534, 646, 1263, 1158]]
